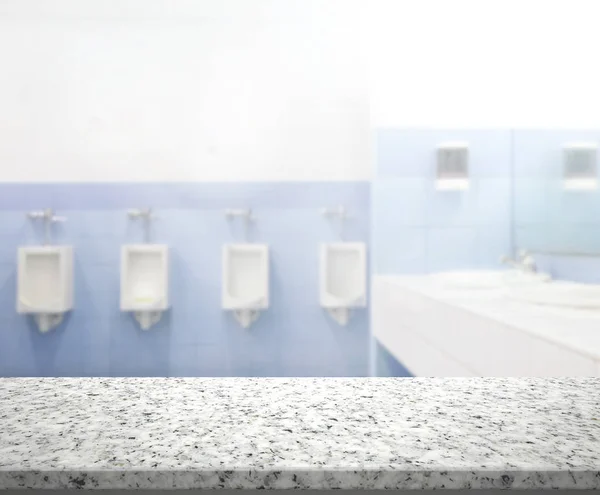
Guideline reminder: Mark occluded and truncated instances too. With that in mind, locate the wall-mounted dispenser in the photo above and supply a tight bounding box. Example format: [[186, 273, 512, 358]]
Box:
[[121, 208, 169, 330], [562, 143, 598, 191], [223, 209, 269, 328], [17, 209, 73, 333], [436, 142, 469, 191]]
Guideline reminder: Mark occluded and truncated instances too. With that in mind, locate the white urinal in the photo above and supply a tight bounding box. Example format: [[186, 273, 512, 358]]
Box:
[[320, 242, 367, 326], [222, 243, 269, 329], [17, 246, 74, 333], [121, 244, 169, 330]]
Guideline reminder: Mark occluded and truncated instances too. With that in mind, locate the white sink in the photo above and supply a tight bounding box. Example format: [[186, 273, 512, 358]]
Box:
[[510, 281, 600, 310], [431, 269, 551, 290]]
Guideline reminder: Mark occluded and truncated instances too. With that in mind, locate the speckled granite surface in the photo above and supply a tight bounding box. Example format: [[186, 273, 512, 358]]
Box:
[[0, 378, 599, 490]]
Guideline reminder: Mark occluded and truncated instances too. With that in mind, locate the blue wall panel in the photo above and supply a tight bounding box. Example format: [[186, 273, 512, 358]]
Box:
[[0, 181, 371, 377], [373, 127, 600, 283], [372, 129, 513, 275]]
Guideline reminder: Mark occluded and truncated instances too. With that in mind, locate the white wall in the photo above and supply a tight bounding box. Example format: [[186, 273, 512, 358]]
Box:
[[0, 0, 370, 182], [5, 0, 597, 182], [366, 0, 600, 128]]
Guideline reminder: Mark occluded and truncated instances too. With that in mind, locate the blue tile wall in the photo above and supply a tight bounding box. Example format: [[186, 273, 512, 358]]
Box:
[[512, 130, 600, 179], [0, 181, 371, 377], [373, 128, 600, 283], [372, 129, 513, 274], [533, 254, 600, 284]]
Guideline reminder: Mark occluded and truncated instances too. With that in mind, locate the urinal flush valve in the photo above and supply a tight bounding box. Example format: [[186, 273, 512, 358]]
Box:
[[225, 208, 255, 242], [128, 208, 159, 243], [27, 208, 66, 245], [321, 205, 351, 240]]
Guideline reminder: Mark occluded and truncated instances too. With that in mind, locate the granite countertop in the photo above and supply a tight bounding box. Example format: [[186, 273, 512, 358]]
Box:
[[0, 377, 599, 490]]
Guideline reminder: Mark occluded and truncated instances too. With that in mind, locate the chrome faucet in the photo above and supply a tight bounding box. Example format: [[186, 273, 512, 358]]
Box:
[[500, 250, 537, 273]]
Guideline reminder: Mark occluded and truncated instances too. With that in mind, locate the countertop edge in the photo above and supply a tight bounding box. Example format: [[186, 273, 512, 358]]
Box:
[[1, 469, 599, 490]]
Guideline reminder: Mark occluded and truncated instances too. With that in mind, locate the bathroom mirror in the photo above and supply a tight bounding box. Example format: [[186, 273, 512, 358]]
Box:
[[513, 130, 600, 262]]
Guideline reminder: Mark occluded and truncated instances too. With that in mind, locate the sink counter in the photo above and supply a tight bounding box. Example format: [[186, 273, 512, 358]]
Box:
[[1, 378, 599, 490], [382, 275, 600, 362]]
